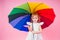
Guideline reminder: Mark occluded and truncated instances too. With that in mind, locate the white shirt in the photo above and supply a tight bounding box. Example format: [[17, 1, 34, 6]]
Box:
[[27, 22, 44, 32]]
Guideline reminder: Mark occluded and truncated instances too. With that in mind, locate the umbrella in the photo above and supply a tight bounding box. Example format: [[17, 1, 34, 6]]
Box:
[[8, 2, 55, 32]]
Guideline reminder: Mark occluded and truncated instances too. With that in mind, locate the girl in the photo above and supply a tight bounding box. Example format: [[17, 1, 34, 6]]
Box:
[[26, 13, 44, 40]]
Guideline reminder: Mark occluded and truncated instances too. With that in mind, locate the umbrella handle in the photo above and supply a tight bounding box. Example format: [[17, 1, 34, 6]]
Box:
[[32, 22, 34, 39]]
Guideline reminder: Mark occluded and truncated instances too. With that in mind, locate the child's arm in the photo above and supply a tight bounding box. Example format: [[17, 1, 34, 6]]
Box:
[[28, 25, 39, 34], [28, 26, 37, 34], [26, 22, 33, 32], [28, 25, 32, 32]]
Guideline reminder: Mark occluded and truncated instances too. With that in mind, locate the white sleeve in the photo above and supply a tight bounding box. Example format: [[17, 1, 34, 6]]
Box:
[[26, 22, 31, 25], [39, 22, 44, 25], [24, 22, 31, 27]]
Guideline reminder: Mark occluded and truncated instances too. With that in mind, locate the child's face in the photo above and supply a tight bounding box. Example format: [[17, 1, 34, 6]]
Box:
[[31, 15, 38, 23]]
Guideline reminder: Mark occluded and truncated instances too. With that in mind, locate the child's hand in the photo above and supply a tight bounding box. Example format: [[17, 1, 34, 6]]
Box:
[[32, 31, 35, 34], [32, 31, 41, 34]]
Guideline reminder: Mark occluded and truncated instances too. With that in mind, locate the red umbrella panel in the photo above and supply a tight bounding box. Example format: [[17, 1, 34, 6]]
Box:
[[35, 8, 55, 29]]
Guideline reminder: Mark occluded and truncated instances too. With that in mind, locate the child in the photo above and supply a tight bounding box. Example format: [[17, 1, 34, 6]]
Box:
[[26, 13, 44, 40]]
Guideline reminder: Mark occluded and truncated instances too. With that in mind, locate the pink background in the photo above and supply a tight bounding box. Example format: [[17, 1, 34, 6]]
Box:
[[0, 0, 60, 40]]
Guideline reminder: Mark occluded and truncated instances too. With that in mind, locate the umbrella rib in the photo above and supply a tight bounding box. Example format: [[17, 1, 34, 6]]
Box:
[[33, 3, 43, 12], [27, 2, 31, 13], [40, 15, 54, 29], [42, 16, 53, 26], [15, 15, 29, 27]]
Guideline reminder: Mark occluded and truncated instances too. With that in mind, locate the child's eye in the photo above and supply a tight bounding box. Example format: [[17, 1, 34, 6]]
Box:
[[33, 18, 35, 19], [35, 18, 37, 19]]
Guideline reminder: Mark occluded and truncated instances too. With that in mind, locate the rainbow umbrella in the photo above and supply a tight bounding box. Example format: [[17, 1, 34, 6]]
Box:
[[8, 2, 55, 32]]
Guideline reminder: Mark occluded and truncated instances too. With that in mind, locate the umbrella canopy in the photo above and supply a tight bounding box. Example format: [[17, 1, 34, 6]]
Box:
[[8, 2, 55, 32]]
